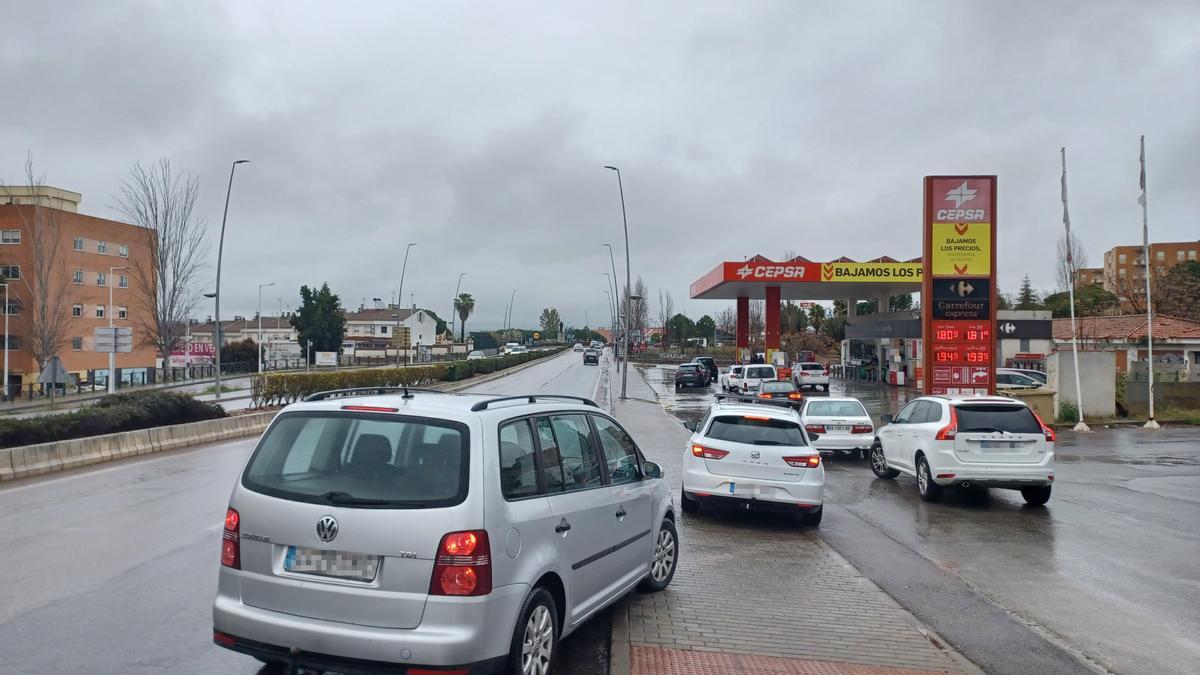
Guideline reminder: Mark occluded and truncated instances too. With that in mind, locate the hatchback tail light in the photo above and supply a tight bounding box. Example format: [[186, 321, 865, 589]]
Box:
[[692, 444, 729, 460], [788, 393, 803, 400], [851, 425, 873, 434], [430, 530, 492, 596], [221, 507, 240, 569], [805, 424, 826, 434], [783, 455, 821, 468], [935, 407, 958, 441]]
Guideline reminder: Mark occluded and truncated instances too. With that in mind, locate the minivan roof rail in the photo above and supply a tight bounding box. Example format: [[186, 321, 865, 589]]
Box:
[[470, 395, 599, 411], [303, 387, 448, 402]]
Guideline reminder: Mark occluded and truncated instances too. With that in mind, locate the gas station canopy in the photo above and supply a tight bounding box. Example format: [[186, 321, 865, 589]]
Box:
[[689, 255, 923, 301]]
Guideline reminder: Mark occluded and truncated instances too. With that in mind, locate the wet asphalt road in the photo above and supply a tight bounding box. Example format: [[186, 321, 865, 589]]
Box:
[[644, 365, 1200, 675], [0, 350, 608, 675]]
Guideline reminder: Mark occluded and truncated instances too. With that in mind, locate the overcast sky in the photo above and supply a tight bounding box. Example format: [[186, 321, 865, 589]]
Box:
[[4, 1, 1198, 330]]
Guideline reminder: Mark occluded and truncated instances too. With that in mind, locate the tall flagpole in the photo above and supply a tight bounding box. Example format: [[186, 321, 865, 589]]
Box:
[[1061, 148, 1089, 432], [1139, 135, 1159, 429]]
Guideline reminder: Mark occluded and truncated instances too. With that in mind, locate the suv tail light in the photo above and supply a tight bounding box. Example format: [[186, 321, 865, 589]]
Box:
[[692, 444, 729, 460], [221, 507, 240, 569], [1033, 412, 1056, 442], [935, 407, 958, 441], [430, 530, 492, 596], [851, 425, 873, 434], [805, 424, 826, 434], [783, 455, 821, 468]]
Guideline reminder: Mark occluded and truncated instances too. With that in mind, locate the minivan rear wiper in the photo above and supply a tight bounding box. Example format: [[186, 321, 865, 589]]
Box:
[[320, 491, 392, 506]]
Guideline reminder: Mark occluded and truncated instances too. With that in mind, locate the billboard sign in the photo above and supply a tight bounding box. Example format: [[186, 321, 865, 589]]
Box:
[[168, 342, 215, 367], [922, 176, 997, 395], [314, 351, 338, 367]]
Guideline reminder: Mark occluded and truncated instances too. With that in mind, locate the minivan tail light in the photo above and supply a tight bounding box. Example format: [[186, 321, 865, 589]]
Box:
[[935, 407, 958, 441], [783, 455, 821, 468], [221, 507, 240, 570], [692, 444, 729, 460], [430, 530, 491, 596], [851, 425, 873, 434], [805, 424, 826, 434]]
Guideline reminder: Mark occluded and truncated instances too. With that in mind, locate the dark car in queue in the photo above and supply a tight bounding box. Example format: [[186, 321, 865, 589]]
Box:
[[757, 380, 804, 409], [583, 348, 600, 365], [691, 356, 719, 382], [675, 363, 709, 389]]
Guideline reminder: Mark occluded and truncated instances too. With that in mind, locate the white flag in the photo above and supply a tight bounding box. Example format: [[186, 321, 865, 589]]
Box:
[[1138, 135, 1147, 208], [1061, 147, 1071, 236]]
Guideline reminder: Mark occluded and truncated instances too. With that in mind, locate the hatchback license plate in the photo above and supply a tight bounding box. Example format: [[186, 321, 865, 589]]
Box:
[[284, 546, 381, 582]]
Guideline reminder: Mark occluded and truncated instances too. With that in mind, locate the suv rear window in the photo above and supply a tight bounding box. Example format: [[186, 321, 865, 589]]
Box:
[[243, 412, 469, 508], [954, 405, 1041, 434], [707, 415, 807, 446], [679, 364, 700, 372]]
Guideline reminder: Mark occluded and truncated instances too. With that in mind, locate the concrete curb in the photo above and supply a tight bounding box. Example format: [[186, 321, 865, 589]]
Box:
[[0, 411, 276, 483], [609, 601, 632, 675]]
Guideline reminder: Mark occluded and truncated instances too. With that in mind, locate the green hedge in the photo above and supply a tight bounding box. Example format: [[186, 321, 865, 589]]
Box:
[[0, 390, 228, 449], [250, 349, 564, 407]]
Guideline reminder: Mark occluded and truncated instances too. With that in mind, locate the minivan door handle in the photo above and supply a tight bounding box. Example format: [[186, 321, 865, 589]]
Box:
[[615, 506, 627, 519], [554, 519, 572, 534]]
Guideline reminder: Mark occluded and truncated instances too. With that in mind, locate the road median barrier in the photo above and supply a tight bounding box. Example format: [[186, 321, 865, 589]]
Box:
[[0, 411, 276, 484]]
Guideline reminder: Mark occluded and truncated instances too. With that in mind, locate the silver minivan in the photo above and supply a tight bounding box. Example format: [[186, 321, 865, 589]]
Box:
[[212, 389, 677, 674]]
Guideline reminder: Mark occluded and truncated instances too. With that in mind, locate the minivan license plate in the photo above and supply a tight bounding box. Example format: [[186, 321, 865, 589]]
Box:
[[284, 546, 380, 582]]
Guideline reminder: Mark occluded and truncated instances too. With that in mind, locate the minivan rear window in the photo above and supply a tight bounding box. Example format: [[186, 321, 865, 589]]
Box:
[[707, 416, 807, 446], [954, 405, 1041, 434], [242, 412, 469, 508]]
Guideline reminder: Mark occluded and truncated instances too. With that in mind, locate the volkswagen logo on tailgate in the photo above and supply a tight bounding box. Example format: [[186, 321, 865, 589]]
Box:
[[316, 515, 338, 542]]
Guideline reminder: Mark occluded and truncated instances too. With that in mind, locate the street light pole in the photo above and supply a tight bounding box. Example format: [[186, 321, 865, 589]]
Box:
[[2, 282, 8, 401], [108, 265, 129, 394], [603, 272, 617, 350], [602, 243, 621, 373], [604, 167, 632, 400], [450, 272, 466, 340], [507, 289, 517, 335], [214, 159, 249, 400], [257, 282, 275, 373], [396, 243, 416, 366]]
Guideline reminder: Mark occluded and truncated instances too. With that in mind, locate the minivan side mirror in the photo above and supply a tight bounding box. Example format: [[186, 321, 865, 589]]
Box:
[[880, 414, 894, 425], [682, 421, 698, 432], [642, 461, 663, 479]]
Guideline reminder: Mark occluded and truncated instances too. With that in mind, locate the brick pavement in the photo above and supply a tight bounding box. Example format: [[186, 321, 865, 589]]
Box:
[[606, 363, 970, 675]]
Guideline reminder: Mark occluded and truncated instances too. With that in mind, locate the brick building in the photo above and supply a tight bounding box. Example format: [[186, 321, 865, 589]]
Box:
[[0, 187, 157, 391], [1101, 240, 1199, 305]]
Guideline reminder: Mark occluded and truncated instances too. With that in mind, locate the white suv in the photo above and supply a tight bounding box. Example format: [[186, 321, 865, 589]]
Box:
[[680, 398, 824, 525], [213, 388, 677, 674], [870, 395, 1055, 504]]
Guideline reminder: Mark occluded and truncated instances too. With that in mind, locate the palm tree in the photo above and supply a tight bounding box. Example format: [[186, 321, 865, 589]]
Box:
[[454, 293, 475, 342]]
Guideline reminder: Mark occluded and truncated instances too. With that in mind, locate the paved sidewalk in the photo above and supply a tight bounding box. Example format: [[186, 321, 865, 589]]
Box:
[[606, 362, 972, 675]]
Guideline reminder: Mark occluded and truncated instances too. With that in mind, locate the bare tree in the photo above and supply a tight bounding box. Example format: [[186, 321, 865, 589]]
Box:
[[749, 300, 764, 343], [715, 306, 737, 337], [1056, 232, 1088, 292], [114, 159, 208, 374], [622, 276, 650, 339], [657, 289, 674, 348], [1, 154, 72, 368]]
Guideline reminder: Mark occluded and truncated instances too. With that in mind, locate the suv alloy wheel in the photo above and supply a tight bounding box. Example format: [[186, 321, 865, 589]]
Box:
[[870, 442, 899, 479], [916, 455, 944, 502]]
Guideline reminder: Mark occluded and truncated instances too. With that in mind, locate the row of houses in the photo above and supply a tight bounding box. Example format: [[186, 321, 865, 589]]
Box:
[[186, 307, 443, 353]]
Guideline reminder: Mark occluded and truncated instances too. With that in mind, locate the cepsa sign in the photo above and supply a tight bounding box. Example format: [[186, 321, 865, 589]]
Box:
[[922, 176, 997, 395], [730, 263, 808, 280], [721, 261, 924, 283]]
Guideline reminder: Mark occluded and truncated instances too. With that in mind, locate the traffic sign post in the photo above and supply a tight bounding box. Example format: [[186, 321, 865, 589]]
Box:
[[922, 176, 998, 396], [94, 327, 133, 393]]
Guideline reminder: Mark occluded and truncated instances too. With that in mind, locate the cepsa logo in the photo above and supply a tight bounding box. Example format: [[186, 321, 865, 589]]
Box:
[[735, 264, 807, 280], [933, 179, 991, 222]]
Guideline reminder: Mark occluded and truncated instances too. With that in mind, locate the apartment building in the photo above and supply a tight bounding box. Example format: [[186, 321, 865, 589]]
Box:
[[1094, 240, 1199, 308], [0, 187, 156, 390], [1074, 267, 1105, 286]]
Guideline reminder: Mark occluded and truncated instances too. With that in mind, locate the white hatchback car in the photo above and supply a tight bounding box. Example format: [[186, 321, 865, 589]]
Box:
[[870, 395, 1055, 504], [737, 364, 778, 393], [213, 388, 677, 674], [719, 365, 743, 392], [791, 362, 830, 391], [680, 398, 824, 526], [800, 397, 874, 459]]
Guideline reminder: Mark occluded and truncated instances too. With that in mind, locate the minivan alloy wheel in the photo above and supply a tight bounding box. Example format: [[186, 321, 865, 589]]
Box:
[[521, 605, 554, 675], [651, 528, 676, 583]]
